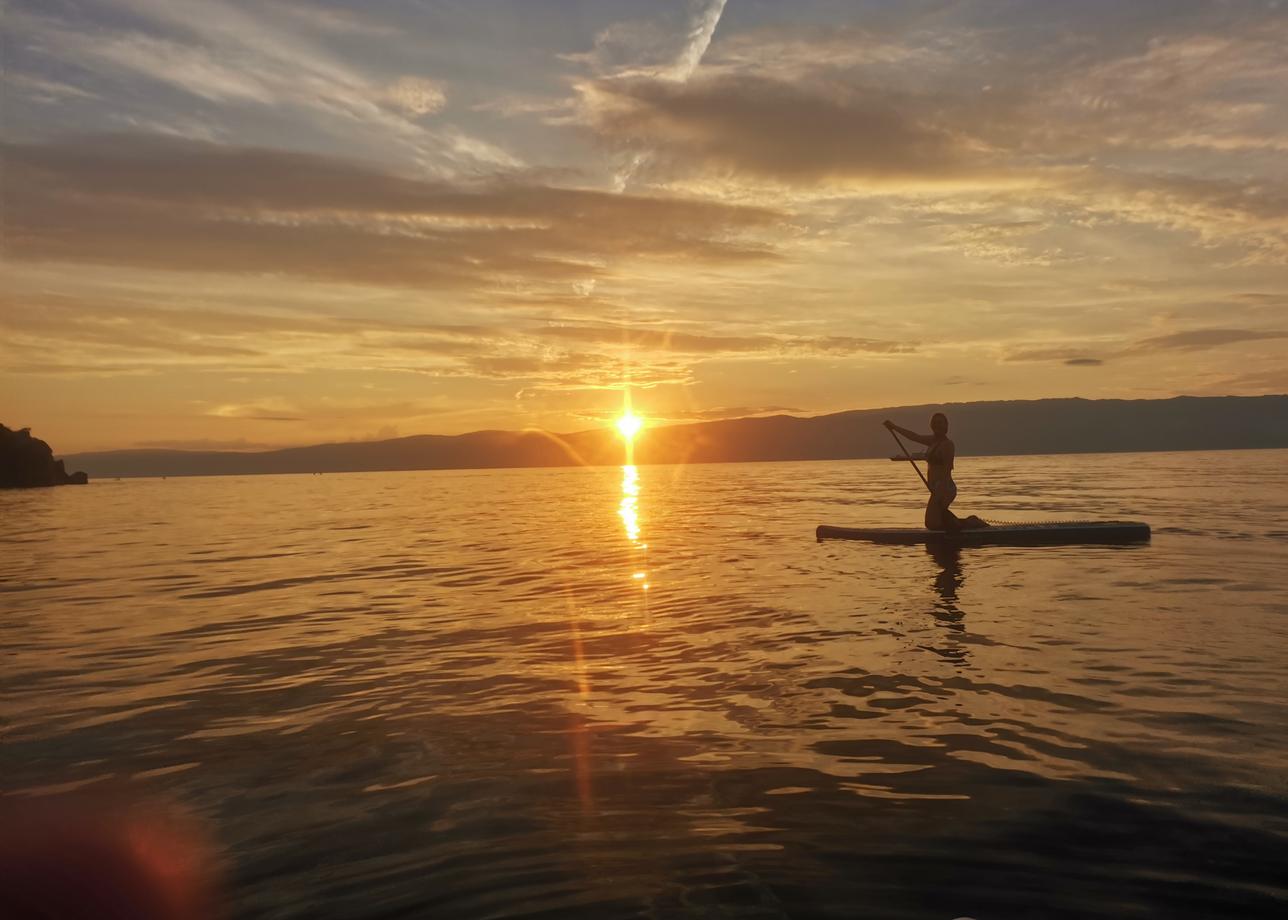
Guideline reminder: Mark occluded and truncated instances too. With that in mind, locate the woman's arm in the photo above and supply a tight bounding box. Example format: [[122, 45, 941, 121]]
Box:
[[884, 420, 933, 445]]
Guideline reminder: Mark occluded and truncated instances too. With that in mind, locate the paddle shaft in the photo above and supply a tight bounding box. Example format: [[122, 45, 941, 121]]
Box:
[[888, 428, 931, 492]]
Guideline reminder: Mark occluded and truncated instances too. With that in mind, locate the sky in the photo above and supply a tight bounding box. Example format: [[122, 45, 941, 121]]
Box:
[[2, 0, 1286, 453]]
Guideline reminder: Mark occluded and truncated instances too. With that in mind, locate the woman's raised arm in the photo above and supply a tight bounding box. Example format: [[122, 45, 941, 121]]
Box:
[[883, 420, 933, 445]]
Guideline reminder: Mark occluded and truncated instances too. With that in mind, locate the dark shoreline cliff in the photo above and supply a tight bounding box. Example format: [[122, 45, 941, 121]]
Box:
[[1, 424, 90, 488]]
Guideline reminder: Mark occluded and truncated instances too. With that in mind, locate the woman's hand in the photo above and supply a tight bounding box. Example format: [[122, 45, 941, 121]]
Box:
[[883, 419, 896, 430]]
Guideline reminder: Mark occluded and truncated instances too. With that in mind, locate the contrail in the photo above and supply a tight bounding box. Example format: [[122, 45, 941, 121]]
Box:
[[613, 0, 727, 191], [667, 0, 728, 81]]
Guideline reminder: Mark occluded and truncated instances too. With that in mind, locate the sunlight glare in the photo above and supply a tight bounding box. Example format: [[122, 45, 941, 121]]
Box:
[[615, 412, 643, 441]]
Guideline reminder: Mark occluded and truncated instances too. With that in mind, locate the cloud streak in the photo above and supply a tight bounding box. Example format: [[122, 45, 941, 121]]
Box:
[[6, 0, 507, 170], [1131, 328, 1288, 352], [3, 134, 782, 289], [536, 323, 913, 356], [1004, 328, 1288, 365]]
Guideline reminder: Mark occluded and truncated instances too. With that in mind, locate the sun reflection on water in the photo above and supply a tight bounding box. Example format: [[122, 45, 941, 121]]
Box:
[[619, 465, 640, 543], [566, 462, 652, 814], [619, 464, 649, 592]]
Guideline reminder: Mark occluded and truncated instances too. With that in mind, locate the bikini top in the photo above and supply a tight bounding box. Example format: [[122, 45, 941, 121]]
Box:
[[927, 438, 953, 468]]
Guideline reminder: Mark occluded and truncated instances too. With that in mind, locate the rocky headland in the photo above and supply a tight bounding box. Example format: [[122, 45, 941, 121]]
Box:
[[1, 424, 90, 488]]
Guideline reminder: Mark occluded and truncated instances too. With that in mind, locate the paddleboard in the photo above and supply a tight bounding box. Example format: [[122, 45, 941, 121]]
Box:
[[816, 521, 1150, 546]]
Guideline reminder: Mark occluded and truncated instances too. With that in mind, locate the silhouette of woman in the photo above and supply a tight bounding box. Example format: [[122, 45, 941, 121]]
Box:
[[885, 413, 989, 532]]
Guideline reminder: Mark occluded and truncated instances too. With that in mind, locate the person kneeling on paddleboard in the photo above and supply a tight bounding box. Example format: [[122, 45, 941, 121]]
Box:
[[884, 414, 989, 532]]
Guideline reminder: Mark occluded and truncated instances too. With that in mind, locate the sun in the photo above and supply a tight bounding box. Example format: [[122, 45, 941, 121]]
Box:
[[615, 412, 643, 441]]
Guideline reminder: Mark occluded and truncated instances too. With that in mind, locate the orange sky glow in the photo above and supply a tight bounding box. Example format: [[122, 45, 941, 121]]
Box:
[[2, 0, 1286, 452]]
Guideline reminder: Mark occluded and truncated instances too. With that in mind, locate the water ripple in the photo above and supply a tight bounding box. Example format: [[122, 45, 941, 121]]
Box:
[[2, 452, 1286, 918]]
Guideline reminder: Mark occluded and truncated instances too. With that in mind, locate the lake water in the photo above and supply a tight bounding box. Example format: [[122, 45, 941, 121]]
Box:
[[2, 451, 1287, 919]]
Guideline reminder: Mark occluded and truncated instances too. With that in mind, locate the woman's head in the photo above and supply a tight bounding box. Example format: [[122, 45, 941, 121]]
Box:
[[930, 412, 948, 436]]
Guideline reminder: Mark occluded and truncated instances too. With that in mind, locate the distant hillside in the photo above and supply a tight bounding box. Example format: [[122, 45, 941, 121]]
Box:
[[64, 395, 1288, 479]]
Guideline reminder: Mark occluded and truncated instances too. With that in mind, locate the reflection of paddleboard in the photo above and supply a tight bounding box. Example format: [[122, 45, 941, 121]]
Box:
[[816, 521, 1150, 546]]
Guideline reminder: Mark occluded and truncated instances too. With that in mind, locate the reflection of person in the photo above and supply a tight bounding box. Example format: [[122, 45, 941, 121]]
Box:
[[927, 542, 964, 610], [924, 543, 968, 664], [885, 414, 989, 532]]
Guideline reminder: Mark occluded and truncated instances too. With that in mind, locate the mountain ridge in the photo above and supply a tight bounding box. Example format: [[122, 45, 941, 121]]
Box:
[[61, 395, 1288, 479]]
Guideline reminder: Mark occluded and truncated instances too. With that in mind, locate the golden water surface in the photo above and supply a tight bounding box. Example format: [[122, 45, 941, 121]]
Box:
[[2, 451, 1286, 918]]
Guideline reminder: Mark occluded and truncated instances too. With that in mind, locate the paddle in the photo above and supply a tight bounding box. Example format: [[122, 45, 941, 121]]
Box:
[[886, 426, 931, 493]]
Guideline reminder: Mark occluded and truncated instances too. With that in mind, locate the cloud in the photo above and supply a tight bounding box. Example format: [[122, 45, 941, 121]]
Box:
[[663, 405, 799, 421], [5, 287, 912, 390], [0, 293, 337, 371], [0, 296, 267, 359], [1038, 27, 1288, 156], [0, 290, 514, 378], [1131, 328, 1288, 352], [567, 9, 1288, 262], [1003, 328, 1287, 366], [209, 401, 303, 420], [1004, 346, 1105, 364], [574, 0, 729, 190], [560, 0, 727, 81], [534, 323, 913, 356], [697, 24, 945, 84], [383, 77, 446, 116], [1072, 171, 1288, 262], [570, 19, 996, 187], [1235, 293, 1288, 306], [473, 94, 573, 119], [937, 220, 1081, 267], [2, 134, 782, 288], [0, 360, 156, 378], [7, 73, 98, 102], [262, 0, 397, 37], [1206, 368, 1288, 394], [205, 397, 455, 426], [6, 0, 506, 169], [134, 438, 285, 449], [581, 73, 981, 184], [462, 355, 591, 379]]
